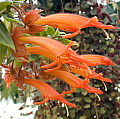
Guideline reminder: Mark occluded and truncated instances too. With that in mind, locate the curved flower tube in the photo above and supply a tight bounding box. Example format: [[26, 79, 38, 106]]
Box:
[[47, 70, 103, 94], [33, 13, 118, 38], [17, 36, 98, 71], [26, 46, 113, 83], [26, 45, 113, 83], [24, 78, 77, 108]]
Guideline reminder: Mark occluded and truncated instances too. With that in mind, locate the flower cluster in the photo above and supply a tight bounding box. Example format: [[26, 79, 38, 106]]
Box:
[[3, 9, 117, 108]]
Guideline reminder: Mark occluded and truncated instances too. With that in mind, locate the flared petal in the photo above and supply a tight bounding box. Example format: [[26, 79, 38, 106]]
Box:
[[81, 54, 115, 66], [24, 78, 77, 108]]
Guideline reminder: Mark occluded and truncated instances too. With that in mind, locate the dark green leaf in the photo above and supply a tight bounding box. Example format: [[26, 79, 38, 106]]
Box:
[[81, 1, 89, 9], [90, 9, 97, 15], [73, 6, 80, 11], [0, 22, 15, 50], [64, 2, 72, 10], [0, 44, 7, 64], [99, 107, 106, 114], [83, 97, 92, 103], [75, 97, 82, 102], [7, 55, 14, 64]]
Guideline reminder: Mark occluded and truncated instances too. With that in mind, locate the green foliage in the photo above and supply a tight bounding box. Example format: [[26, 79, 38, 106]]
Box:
[[0, 44, 7, 64], [0, 1, 12, 12], [0, 22, 15, 50]]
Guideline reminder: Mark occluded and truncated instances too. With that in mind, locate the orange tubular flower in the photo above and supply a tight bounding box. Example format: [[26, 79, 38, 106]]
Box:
[[33, 13, 118, 38], [17, 36, 98, 72], [26, 46, 112, 83], [69, 66, 112, 83], [81, 54, 116, 66], [24, 78, 77, 108], [4, 71, 15, 88], [47, 70, 103, 94]]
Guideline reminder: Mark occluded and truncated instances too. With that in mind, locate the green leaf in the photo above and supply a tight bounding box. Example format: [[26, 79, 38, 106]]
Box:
[[45, 26, 55, 35], [75, 97, 82, 102], [90, 9, 97, 15], [65, 2, 72, 11], [73, 6, 80, 11], [83, 97, 92, 103], [0, 1, 12, 12], [0, 44, 7, 64], [84, 104, 90, 108], [81, 89, 88, 95], [81, 1, 89, 9], [13, 60, 22, 68], [74, 88, 81, 93], [7, 55, 14, 64], [2, 15, 23, 24], [47, 2, 53, 9], [99, 107, 106, 114], [79, 116, 87, 119], [57, 38, 79, 46], [0, 22, 15, 50]]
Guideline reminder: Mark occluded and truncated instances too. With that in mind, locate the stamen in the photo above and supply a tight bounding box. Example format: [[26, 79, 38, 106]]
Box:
[[102, 29, 111, 40], [95, 93, 101, 101], [65, 104, 69, 117], [102, 81, 108, 91]]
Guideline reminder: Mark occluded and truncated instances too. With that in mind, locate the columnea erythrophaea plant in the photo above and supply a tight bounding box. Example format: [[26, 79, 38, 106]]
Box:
[[0, 2, 118, 110]]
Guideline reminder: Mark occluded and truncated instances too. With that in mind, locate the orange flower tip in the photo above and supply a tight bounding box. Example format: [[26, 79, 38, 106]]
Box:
[[84, 86, 103, 94], [96, 89, 103, 94], [58, 97, 77, 108], [101, 57, 115, 66], [100, 77, 112, 83]]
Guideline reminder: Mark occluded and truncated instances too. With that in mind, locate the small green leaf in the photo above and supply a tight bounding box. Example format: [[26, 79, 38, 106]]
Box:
[[81, 1, 89, 9], [13, 60, 22, 68], [84, 104, 90, 108], [99, 107, 106, 114], [7, 55, 14, 64], [75, 97, 82, 102], [47, 2, 53, 9], [90, 9, 97, 15], [65, 2, 72, 10], [45, 26, 55, 35], [0, 22, 15, 50], [79, 116, 87, 119], [0, 44, 7, 64], [74, 88, 81, 93], [2, 15, 23, 24], [83, 97, 92, 103], [81, 89, 88, 95], [0, 1, 12, 12], [73, 6, 80, 11]]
